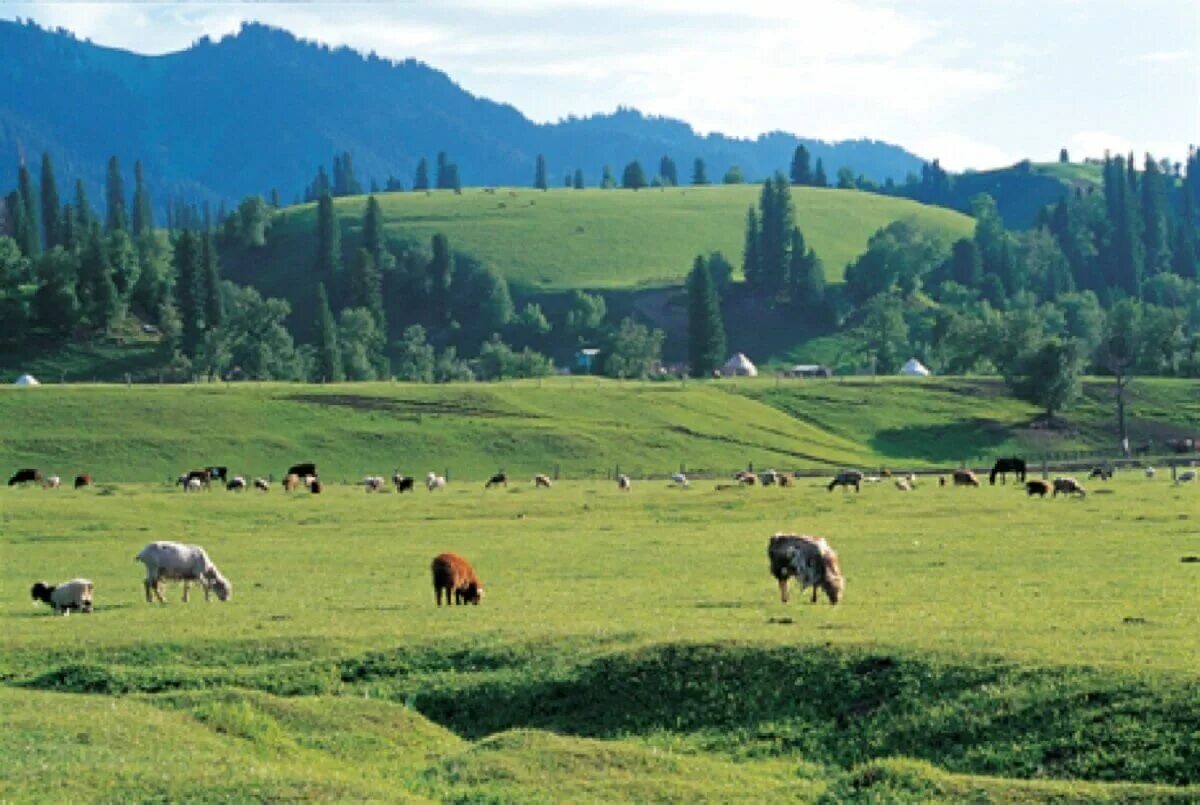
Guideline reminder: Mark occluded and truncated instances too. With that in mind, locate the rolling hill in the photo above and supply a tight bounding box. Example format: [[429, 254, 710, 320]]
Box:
[[0, 377, 1193, 482], [0, 19, 923, 208]]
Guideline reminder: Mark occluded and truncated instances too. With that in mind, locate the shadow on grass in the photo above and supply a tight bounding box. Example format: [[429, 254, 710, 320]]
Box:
[[868, 419, 1012, 463]]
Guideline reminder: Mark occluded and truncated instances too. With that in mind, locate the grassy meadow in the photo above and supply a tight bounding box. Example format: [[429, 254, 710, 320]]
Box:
[[250, 185, 974, 293], [3, 472, 1199, 801]]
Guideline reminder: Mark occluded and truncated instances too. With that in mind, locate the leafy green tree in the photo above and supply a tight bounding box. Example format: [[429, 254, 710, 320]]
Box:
[[105, 229, 140, 302], [604, 317, 664, 378], [950, 238, 982, 287], [105, 156, 127, 234], [349, 247, 386, 334], [691, 158, 709, 185], [339, 307, 386, 380], [508, 302, 552, 348], [40, 153, 61, 249], [722, 165, 744, 184], [315, 191, 341, 279], [687, 256, 727, 377], [622, 161, 647, 190], [131, 160, 154, 236], [313, 283, 343, 382], [534, 154, 548, 190], [789, 145, 812, 185], [427, 233, 453, 324], [414, 158, 430, 191], [564, 290, 606, 343], [458, 264, 513, 336], [223, 196, 270, 248], [1007, 338, 1082, 419], [31, 246, 80, 335], [131, 231, 173, 316], [844, 220, 948, 305], [836, 167, 855, 189], [858, 294, 908, 373], [393, 324, 436, 382], [475, 334, 553, 380], [434, 345, 475, 382], [788, 227, 825, 311], [6, 191, 32, 258]]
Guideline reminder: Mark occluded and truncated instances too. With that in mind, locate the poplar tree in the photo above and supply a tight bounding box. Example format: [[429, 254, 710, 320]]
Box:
[[435, 152, 449, 189], [201, 233, 224, 329], [105, 156, 127, 234], [659, 156, 678, 186], [74, 179, 94, 235], [362, 195, 385, 263], [315, 191, 341, 278], [173, 230, 203, 355], [534, 154, 548, 190], [131, 160, 154, 236], [17, 163, 40, 256], [427, 233, 453, 324], [79, 229, 119, 329], [350, 247, 386, 333], [813, 158, 828, 188], [687, 256, 727, 377], [314, 282, 344, 382], [742, 206, 761, 292], [572, 169, 584, 189], [414, 158, 430, 191], [692, 158, 709, 185], [40, 153, 61, 249]]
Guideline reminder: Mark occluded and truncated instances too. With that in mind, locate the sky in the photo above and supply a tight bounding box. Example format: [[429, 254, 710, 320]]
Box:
[[3, 0, 1197, 170]]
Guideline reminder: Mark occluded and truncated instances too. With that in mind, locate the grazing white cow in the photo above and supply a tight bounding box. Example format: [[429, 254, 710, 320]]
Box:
[[426, 472, 447, 491], [767, 534, 844, 605], [618, 474, 632, 492], [43, 475, 61, 489], [135, 541, 231, 603], [1144, 467, 1156, 479], [672, 472, 689, 488]]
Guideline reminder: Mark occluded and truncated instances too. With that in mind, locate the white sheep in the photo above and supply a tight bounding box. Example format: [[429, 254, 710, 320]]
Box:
[[135, 541, 232, 603], [426, 472, 447, 491], [618, 474, 632, 492], [672, 472, 689, 488], [31, 579, 94, 615], [894, 478, 912, 491], [43, 475, 61, 489], [363, 475, 386, 492], [1145, 467, 1156, 479], [186, 477, 203, 492]]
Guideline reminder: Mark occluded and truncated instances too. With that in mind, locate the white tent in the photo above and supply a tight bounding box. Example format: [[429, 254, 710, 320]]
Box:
[[722, 353, 758, 377], [899, 358, 931, 377], [13, 373, 40, 386]]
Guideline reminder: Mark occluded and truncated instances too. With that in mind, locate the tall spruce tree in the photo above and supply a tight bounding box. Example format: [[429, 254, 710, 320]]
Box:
[[435, 152, 449, 189], [687, 256, 727, 377], [201, 233, 224, 330], [17, 162, 41, 256], [414, 158, 430, 191], [105, 156, 127, 234], [314, 283, 344, 382], [79, 229, 119, 329], [788, 227, 824, 310], [1140, 155, 1170, 276], [173, 230, 203, 355], [601, 164, 616, 189], [350, 247, 386, 333], [692, 158, 709, 185], [131, 160, 154, 236], [427, 233, 453, 324], [757, 174, 793, 296], [7, 190, 33, 258], [40, 153, 61, 250], [789, 145, 813, 185], [362, 195, 385, 263], [742, 206, 761, 293], [572, 168, 584, 189], [315, 191, 341, 279], [622, 161, 647, 189], [534, 154, 548, 190], [74, 179, 94, 235]]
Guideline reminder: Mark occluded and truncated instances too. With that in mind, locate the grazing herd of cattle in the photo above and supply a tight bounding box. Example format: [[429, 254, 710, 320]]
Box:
[[13, 453, 1192, 617]]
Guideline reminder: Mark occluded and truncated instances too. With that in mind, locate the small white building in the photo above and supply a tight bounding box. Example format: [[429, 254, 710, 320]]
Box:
[[721, 353, 758, 377], [13, 373, 40, 386], [899, 358, 931, 377]]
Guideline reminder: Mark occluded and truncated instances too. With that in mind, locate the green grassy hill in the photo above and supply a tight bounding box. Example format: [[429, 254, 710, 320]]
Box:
[[237, 185, 973, 294], [2, 377, 1197, 482]]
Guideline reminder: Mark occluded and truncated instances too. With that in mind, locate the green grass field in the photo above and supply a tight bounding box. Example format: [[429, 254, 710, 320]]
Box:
[[1, 377, 1198, 483], [250, 185, 973, 293], [3, 474, 1198, 801]]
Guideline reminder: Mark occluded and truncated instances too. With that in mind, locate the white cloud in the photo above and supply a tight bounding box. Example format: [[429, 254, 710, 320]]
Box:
[[915, 134, 1018, 172], [1134, 50, 1192, 65], [1067, 131, 1188, 165]]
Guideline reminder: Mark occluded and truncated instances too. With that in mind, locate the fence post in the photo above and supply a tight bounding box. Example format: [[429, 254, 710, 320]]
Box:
[[1041, 457, 1048, 480], [553, 463, 560, 481]]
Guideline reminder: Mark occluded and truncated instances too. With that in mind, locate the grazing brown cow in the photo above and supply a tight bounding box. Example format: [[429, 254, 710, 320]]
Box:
[[431, 553, 485, 606], [1053, 477, 1087, 498], [767, 534, 844, 605], [777, 473, 792, 488], [283, 473, 302, 492], [1026, 479, 1051, 497], [74, 473, 92, 489], [952, 469, 981, 487], [736, 471, 757, 486]]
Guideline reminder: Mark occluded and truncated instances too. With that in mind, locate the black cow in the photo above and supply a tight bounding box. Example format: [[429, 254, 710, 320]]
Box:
[[206, 466, 229, 482], [8, 468, 43, 486], [394, 474, 415, 493], [177, 469, 212, 489], [485, 472, 508, 488], [287, 462, 318, 479], [989, 457, 1026, 485]]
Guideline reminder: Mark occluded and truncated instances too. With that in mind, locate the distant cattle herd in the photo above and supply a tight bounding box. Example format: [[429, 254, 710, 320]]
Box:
[[11, 453, 1191, 617]]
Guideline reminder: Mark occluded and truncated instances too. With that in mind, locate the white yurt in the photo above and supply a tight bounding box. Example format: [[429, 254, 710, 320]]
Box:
[[722, 353, 758, 377], [13, 373, 40, 386], [898, 358, 931, 377]]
